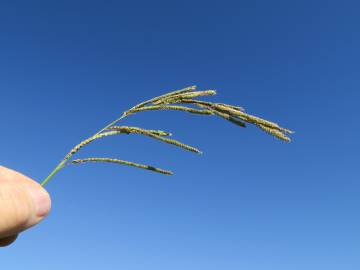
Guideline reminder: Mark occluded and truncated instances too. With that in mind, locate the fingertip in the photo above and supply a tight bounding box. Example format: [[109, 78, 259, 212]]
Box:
[[0, 166, 52, 238], [27, 185, 52, 218]]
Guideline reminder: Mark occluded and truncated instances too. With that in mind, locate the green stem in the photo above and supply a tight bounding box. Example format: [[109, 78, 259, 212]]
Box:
[[41, 113, 127, 187], [40, 160, 67, 186]]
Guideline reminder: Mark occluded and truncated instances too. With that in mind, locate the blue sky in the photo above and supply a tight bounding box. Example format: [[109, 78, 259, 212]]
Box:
[[0, 0, 359, 269]]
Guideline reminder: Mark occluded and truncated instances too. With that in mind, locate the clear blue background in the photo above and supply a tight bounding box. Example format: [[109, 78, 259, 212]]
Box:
[[1, 0, 359, 269]]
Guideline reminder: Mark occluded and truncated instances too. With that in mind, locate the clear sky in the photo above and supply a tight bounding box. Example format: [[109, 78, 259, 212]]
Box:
[[1, 0, 359, 269]]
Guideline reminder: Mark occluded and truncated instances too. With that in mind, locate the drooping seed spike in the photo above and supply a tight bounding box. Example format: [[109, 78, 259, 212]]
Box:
[[216, 103, 245, 112], [146, 133, 203, 154], [130, 85, 197, 111], [256, 124, 291, 142], [192, 103, 247, 128], [71, 158, 173, 175], [108, 126, 172, 136], [213, 104, 280, 129], [153, 90, 217, 105], [146, 130, 173, 136], [65, 131, 125, 160], [109, 126, 202, 154], [213, 110, 246, 128], [127, 105, 214, 115], [192, 101, 293, 137], [180, 99, 216, 107]]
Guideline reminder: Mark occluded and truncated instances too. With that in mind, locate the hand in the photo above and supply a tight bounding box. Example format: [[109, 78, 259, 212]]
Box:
[[0, 166, 51, 247]]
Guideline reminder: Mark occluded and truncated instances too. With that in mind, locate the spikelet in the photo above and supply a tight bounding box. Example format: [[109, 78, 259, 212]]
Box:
[[180, 99, 216, 107], [108, 126, 172, 136], [112, 126, 202, 154], [209, 104, 293, 134], [153, 90, 216, 105], [187, 100, 293, 140], [130, 85, 197, 111], [243, 114, 293, 134], [145, 132, 202, 154], [216, 103, 245, 112], [196, 103, 246, 128], [213, 110, 247, 128], [143, 129, 172, 137], [213, 104, 282, 130], [71, 158, 173, 175], [65, 131, 124, 159], [256, 125, 291, 142], [151, 85, 197, 101], [213, 105, 294, 140], [127, 105, 214, 116]]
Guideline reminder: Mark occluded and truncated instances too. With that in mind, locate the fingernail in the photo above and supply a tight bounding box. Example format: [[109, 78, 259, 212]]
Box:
[[28, 186, 51, 217]]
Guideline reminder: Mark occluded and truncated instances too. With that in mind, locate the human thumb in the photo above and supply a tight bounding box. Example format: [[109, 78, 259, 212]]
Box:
[[0, 166, 51, 245]]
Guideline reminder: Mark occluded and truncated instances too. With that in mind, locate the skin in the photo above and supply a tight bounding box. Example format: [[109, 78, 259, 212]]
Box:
[[0, 166, 51, 247]]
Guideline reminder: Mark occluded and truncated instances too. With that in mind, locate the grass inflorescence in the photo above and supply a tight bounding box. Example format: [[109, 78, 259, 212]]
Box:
[[41, 85, 294, 186]]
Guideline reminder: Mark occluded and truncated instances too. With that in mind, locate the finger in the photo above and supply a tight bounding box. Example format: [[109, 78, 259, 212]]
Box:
[[0, 166, 42, 187], [0, 166, 51, 239]]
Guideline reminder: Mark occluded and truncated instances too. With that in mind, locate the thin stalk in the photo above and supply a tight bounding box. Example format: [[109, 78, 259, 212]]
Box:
[[41, 113, 127, 186], [40, 160, 67, 187]]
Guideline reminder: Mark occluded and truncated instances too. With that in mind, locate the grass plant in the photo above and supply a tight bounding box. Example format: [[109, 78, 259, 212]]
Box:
[[41, 86, 293, 186]]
